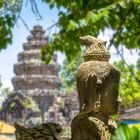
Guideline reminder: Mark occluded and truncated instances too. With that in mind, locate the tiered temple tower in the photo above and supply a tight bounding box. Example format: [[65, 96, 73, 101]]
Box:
[[12, 25, 61, 94], [0, 25, 64, 125]]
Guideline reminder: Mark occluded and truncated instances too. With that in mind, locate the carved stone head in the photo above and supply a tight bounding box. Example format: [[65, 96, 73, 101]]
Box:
[[77, 36, 120, 117]]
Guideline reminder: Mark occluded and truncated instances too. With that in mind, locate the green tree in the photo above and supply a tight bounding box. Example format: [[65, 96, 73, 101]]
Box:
[[0, 0, 23, 50], [0, 75, 11, 110], [42, 0, 140, 61], [60, 52, 83, 94], [0, 75, 10, 97], [114, 59, 140, 106], [1, 0, 140, 61], [111, 123, 140, 140]]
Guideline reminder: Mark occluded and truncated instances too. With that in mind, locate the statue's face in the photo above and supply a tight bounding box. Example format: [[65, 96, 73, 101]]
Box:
[[100, 79, 121, 115]]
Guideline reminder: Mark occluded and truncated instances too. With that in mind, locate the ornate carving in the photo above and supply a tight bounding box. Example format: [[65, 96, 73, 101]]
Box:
[[80, 35, 110, 62], [15, 122, 62, 140], [71, 36, 121, 140]]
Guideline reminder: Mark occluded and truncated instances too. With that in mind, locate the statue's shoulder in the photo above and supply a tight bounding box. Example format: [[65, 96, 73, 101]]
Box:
[[71, 113, 100, 140], [71, 113, 98, 133]]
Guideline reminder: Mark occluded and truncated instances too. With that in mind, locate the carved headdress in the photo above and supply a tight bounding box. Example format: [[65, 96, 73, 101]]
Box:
[[80, 35, 110, 62]]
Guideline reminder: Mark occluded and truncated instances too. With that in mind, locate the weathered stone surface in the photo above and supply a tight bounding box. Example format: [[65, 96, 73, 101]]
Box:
[[64, 89, 79, 125], [71, 35, 121, 140], [0, 25, 64, 126], [18, 50, 41, 61], [15, 122, 63, 140], [23, 42, 46, 50], [12, 75, 61, 90], [0, 93, 40, 123], [14, 63, 60, 76]]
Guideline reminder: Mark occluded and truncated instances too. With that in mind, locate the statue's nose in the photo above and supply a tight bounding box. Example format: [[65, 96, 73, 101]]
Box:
[[117, 95, 122, 103]]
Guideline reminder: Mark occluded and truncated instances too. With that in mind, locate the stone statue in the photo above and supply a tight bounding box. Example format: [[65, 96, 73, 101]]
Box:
[[71, 35, 121, 140], [15, 122, 63, 140]]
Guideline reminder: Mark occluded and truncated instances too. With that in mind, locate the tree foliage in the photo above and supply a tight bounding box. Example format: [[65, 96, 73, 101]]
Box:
[[0, 75, 10, 97], [0, 76, 11, 109], [42, 0, 140, 61], [0, 0, 140, 61], [111, 123, 140, 140], [114, 59, 140, 106], [0, 0, 23, 50], [60, 52, 83, 94]]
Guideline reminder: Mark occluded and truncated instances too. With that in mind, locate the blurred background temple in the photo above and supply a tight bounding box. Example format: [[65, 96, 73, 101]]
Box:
[[0, 25, 79, 127]]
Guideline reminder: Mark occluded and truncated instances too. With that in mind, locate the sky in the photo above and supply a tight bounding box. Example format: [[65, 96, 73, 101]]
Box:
[[0, 0, 139, 89]]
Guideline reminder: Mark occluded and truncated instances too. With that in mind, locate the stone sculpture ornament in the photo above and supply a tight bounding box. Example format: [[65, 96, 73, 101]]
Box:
[[71, 35, 121, 140], [80, 35, 110, 62], [15, 122, 63, 140]]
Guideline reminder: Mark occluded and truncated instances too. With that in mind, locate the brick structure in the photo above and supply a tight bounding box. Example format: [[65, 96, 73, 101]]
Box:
[[0, 25, 66, 126]]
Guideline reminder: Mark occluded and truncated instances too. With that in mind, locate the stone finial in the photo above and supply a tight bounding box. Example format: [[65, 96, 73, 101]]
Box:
[[80, 35, 110, 62], [31, 25, 45, 36], [14, 122, 63, 140]]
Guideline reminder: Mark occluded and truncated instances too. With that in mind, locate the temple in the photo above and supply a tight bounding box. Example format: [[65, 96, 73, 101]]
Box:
[[0, 25, 66, 125]]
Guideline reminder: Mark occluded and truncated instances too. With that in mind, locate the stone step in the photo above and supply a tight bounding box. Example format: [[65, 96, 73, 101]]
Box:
[[18, 50, 41, 61], [14, 63, 60, 76], [12, 75, 61, 90]]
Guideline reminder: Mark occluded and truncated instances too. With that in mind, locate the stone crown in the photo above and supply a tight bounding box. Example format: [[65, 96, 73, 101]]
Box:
[[80, 35, 110, 62]]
